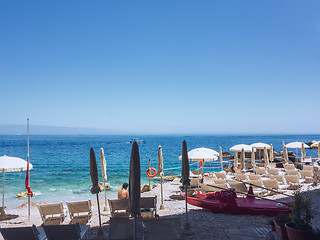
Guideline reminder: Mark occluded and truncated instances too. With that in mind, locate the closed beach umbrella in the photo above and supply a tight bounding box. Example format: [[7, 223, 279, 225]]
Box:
[[270, 144, 274, 162], [219, 147, 223, 169], [128, 142, 141, 217], [301, 143, 306, 162], [0, 155, 32, 209], [181, 141, 190, 186], [100, 148, 107, 211], [282, 142, 289, 163], [251, 147, 255, 167], [90, 148, 103, 234], [157, 146, 164, 177], [234, 152, 238, 169], [157, 145, 164, 209], [318, 142, 320, 160], [128, 142, 141, 240], [181, 140, 193, 235], [263, 147, 269, 167], [240, 148, 245, 170]]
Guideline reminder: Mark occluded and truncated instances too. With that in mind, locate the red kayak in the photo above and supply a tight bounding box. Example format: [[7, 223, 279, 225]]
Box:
[[183, 188, 291, 217]]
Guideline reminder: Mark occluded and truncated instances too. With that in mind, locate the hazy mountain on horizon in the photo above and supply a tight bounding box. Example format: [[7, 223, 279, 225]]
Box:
[[0, 124, 125, 135]]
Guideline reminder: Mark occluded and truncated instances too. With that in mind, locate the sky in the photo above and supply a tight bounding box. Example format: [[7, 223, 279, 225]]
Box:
[[0, 1, 320, 134]]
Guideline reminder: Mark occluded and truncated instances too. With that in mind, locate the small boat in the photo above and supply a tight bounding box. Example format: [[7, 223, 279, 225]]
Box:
[[183, 188, 292, 217], [130, 138, 146, 144]]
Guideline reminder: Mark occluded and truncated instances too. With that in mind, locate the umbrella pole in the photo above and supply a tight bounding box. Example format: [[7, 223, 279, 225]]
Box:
[[2, 171, 5, 208], [96, 194, 102, 227], [160, 176, 164, 209], [28, 193, 30, 221], [103, 179, 107, 210], [183, 184, 193, 235]]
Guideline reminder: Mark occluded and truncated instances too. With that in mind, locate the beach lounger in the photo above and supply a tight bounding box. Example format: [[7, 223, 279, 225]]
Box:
[[229, 182, 247, 194], [268, 168, 279, 175], [299, 170, 313, 183], [0, 225, 46, 240], [254, 168, 267, 176], [262, 179, 288, 191], [303, 165, 314, 171], [235, 173, 247, 181], [66, 200, 92, 225], [215, 172, 226, 179], [284, 164, 295, 170], [270, 175, 285, 184], [42, 223, 89, 240], [109, 217, 143, 240], [256, 163, 265, 168], [286, 170, 299, 176], [247, 180, 265, 196], [284, 175, 302, 190], [245, 163, 253, 169], [108, 199, 130, 218], [202, 183, 227, 193], [213, 179, 226, 184], [268, 163, 276, 168], [144, 217, 182, 240], [248, 174, 261, 181], [140, 196, 157, 218], [37, 202, 65, 225], [202, 175, 216, 185]]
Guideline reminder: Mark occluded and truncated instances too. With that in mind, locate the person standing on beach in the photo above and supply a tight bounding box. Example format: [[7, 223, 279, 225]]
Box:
[[118, 183, 129, 199]]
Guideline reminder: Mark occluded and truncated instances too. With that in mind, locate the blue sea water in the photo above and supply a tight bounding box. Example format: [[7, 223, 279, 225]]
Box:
[[0, 134, 319, 208]]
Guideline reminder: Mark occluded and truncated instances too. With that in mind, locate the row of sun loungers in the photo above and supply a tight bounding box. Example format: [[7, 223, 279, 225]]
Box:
[[37, 200, 92, 225], [0, 223, 90, 240]]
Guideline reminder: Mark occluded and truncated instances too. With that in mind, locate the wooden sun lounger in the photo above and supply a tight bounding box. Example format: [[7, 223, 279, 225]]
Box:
[[42, 223, 89, 240], [109, 217, 143, 240], [37, 202, 65, 225], [108, 196, 157, 218], [66, 200, 92, 225], [0, 225, 46, 240]]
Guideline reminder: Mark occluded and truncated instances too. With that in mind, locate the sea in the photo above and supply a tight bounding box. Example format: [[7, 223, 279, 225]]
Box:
[[0, 134, 319, 208]]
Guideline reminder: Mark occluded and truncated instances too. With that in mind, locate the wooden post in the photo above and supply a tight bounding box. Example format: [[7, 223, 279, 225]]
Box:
[[148, 159, 151, 189]]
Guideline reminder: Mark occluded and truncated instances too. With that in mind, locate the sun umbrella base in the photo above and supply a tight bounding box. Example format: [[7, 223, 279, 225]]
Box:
[[159, 204, 164, 210], [183, 222, 194, 235]]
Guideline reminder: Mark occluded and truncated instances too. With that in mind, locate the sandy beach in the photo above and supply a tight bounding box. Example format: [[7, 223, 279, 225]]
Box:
[[1, 176, 320, 239]]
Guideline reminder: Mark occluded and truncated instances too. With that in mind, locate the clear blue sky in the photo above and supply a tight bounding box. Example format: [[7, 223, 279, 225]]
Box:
[[1, 1, 319, 134]]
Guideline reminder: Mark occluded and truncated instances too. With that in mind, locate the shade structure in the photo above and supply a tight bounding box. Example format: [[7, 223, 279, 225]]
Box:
[[181, 141, 190, 186], [181, 140, 193, 235], [219, 147, 223, 169], [128, 142, 141, 217], [251, 147, 255, 167], [179, 147, 219, 161], [100, 148, 107, 211], [0, 155, 33, 208], [301, 143, 306, 162], [128, 142, 141, 240], [282, 142, 289, 163], [230, 144, 255, 152], [234, 152, 238, 169], [240, 149, 245, 170], [270, 144, 274, 162], [157, 146, 164, 177], [90, 148, 103, 235], [286, 141, 310, 149], [157, 145, 164, 210], [311, 141, 320, 148], [250, 142, 271, 149], [263, 147, 269, 167]]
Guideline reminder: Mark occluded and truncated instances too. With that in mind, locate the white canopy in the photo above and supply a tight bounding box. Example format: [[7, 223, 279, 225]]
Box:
[[311, 141, 320, 148], [250, 142, 271, 149], [179, 147, 219, 161], [286, 142, 310, 149], [230, 144, 255, 152], [0, 155, 33, 172]]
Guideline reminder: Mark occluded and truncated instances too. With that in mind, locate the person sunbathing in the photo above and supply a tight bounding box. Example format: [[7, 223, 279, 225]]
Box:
[[118, 183, 129, 199]]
